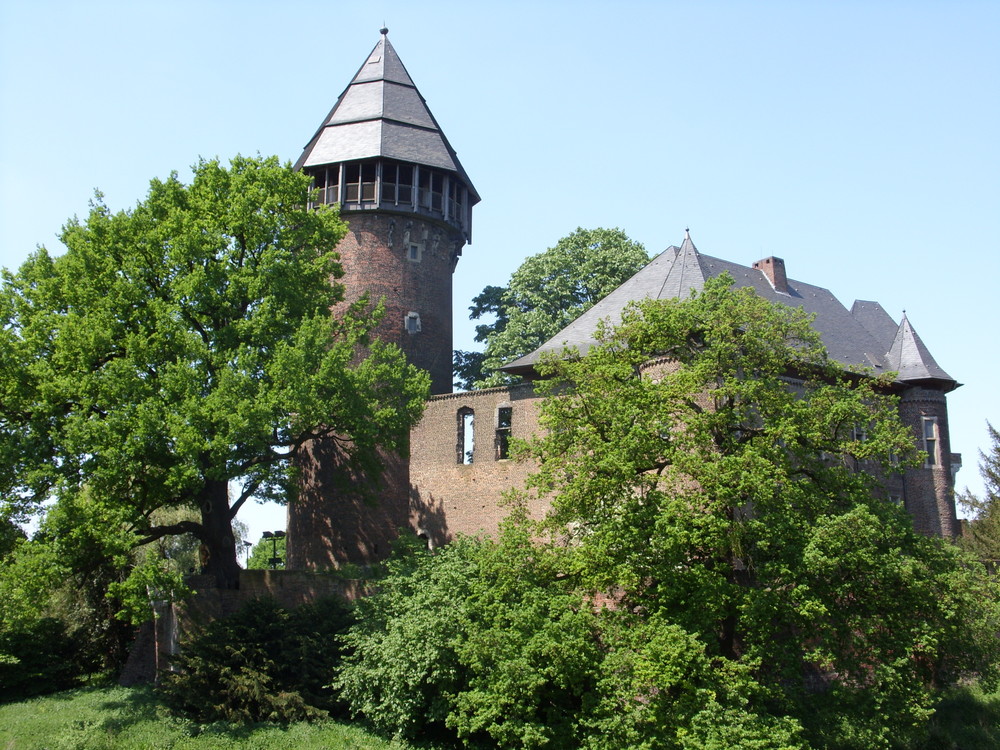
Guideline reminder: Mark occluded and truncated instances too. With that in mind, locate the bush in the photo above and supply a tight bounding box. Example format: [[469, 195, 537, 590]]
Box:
[[158, 595, 354, 723], [0, 617, 89, 702], [337, 529, 607, 747]]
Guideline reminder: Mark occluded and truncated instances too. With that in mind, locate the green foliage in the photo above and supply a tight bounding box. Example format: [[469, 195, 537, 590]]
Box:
[[337, 528, 604, 748], [959, 421, 1000, 565], [454, 227, 648, 389], [342, 277, 1000, 748], [247, 534, 287, 570], [0, 154, 429, 591], [513, 276, 1000, 748], [0, 617, 87, 703], [159, 596, 355, 724], [0, 512, 24, 561], [0, 490, 141, 687]]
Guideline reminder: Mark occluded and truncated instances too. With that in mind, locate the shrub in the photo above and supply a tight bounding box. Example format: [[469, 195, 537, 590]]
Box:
[[0, 617, 88, 702], [158, 595, 354, 723]]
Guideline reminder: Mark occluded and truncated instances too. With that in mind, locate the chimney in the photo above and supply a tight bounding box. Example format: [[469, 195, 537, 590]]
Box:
[[752, 256, 788, 294]]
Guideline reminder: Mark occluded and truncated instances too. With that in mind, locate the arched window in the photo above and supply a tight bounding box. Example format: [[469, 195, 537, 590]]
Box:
[[457, 407, 474, 464]]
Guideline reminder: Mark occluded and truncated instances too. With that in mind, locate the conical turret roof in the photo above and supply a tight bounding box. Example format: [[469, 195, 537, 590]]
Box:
[[294, 30, 479, 202], [885, 313, 958, 390]]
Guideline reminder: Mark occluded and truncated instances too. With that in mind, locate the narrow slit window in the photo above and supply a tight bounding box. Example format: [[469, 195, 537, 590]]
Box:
[[495, 407, 512, 460], [922, 417, 938, 466], [457, 407, 474, 464]]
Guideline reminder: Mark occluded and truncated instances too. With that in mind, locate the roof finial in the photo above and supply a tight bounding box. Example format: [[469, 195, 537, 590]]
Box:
[[380, 25, 389, 35], [684, 227, 691, 239]]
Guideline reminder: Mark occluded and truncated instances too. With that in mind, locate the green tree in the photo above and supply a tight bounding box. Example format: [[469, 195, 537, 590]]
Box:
[[159, 595, 355, 723], [0, 155, 430, 591], [453, 227, 649, 389], [518, 276, 1000, 748], [336, 527, 605, 748], [958, 421, 1000, 566], [0, 512, 25, 562], [337, 522, 808, 749], [247, 533, 287, 570]]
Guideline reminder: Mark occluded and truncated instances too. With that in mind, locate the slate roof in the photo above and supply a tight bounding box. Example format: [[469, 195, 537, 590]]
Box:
[[885, 313, 956, 386], [293, 30, 480, 201], [502, 233, 957, 391]]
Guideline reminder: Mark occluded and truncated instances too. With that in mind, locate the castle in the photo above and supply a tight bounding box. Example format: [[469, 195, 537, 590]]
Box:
[[285, 31, 960, 569]]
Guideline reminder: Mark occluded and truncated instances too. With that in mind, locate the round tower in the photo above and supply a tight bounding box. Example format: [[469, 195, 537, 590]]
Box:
[[293, 28, 479, 395], [288, 31, 478, 568]]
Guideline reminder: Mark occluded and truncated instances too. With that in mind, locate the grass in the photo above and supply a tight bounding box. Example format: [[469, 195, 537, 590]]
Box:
[[2, 682, 999, 749], [0, 685, 417, 750], [911, 681, 1000, 750]]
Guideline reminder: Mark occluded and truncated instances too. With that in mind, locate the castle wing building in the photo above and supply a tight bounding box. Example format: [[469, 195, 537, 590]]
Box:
[[287, 34, 961, 570]]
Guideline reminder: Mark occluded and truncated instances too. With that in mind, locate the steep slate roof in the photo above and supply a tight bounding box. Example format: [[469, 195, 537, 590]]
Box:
[[293, 30, 480, 201], [502, 233, 957, 391], [885, 313, 957, 387]]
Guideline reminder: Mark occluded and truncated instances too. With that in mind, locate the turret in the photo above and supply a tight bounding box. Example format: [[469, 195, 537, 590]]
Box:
[[294, 28, 479, 394], [288, 31, 479, 569]]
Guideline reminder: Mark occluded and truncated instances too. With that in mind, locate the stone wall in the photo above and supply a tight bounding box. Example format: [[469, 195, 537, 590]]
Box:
[[122, 569, 367, 685], [409, 382, 548, 546]]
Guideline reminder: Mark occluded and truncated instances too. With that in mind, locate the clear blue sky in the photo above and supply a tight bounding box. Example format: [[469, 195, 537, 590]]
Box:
[[2, 1, 997, 543]]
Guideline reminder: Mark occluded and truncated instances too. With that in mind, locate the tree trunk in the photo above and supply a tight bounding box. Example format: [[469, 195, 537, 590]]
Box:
[[199, 479, 241, 589]]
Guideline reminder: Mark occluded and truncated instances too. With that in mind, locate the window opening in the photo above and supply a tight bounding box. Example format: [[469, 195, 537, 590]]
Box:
[[922, 417, 938, 466], [408, 243, 422, 262], [457, 407, 474, 464], [312, 170, 327, 206], [405, 312, 421, 334], [495, 406, 512, 460], [418, 168, 431, 209], [382, 162, 396, 204], [344, 162, 361, 203], [430, 172, 443, 212], [397, 164, 413, 205], [361, 162, 377, 201]]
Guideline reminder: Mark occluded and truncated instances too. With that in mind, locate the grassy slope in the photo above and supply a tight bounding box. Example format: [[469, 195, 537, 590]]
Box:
[[0, 686, 414, 750]]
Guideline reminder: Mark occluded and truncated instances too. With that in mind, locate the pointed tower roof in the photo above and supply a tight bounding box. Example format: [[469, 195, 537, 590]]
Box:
[[656, 229, 707, 299], [885, 313, 958, 390], [293, 29, 479, 202]]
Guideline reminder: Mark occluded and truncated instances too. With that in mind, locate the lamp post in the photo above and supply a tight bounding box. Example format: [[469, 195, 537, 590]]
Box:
[[262, 530, 286, 569]]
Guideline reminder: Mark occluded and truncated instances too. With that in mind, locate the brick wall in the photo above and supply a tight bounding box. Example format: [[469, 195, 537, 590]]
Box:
[[409, 383, 548, 545], [898, 385, 959, 536], [334, 212, 463, 395]]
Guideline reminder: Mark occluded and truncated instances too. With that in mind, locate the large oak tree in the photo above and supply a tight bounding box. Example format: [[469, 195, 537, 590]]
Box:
[[0, 156, 429, 590]]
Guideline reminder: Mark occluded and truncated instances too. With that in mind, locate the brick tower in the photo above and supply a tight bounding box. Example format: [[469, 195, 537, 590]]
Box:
[[292, 28, 478, 395], [287, 30, 478, 567]]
